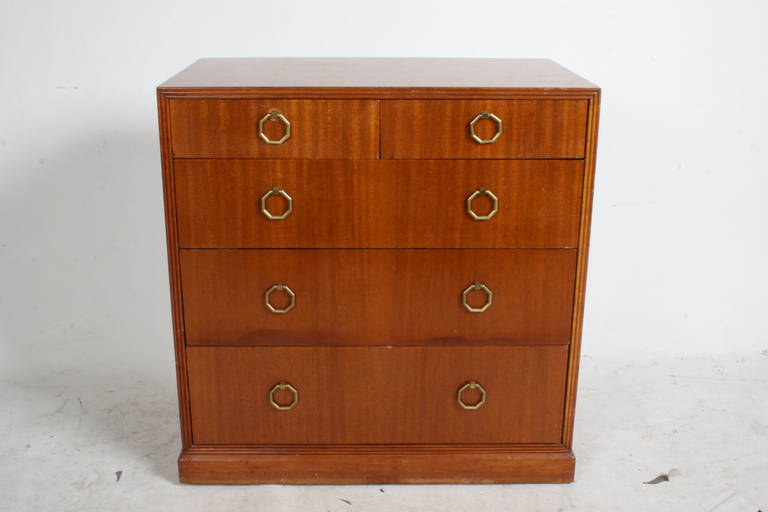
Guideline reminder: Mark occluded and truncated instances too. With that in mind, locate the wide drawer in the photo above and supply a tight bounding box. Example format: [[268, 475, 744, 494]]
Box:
[[174, 159, 584, 249], [381, 99, 588, 159], [169, 99, 379, 158], [180, 249, 576, 346], [187, 345, 568, 445]]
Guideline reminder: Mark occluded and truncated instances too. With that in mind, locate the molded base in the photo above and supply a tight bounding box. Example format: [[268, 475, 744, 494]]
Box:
[[178, 447, 575, 484]]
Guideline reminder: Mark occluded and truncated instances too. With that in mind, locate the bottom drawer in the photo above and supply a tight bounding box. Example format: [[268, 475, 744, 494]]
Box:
[[187, 346, 568, 445]]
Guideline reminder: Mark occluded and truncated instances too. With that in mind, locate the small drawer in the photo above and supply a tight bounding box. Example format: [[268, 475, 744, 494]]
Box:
[[180, 249, 576, 346], [381, 99, 588, 159], [174, 159, 584, 249], [169, 99, 379, 158], [187, 345, 568, 445]]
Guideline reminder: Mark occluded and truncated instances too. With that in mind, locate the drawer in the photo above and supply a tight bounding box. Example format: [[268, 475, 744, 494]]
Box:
[[187, 345, 568, 444], [169, 99, 379, 158], [381, 100, 588, 159], [174, 159, 584, 249], [180, 249, 576, 346]]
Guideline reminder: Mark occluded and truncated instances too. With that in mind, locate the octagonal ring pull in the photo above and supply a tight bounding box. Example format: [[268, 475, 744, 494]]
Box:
[[269, 381, 299, 410], [466, 188, 498, 221], [457, 380, 487, 410], [265, 283, 296, 314], [462, 282, 493, 313], [261, 188, 293, 220], [469, 112, 503, 145], [259, 110, 291, 145]]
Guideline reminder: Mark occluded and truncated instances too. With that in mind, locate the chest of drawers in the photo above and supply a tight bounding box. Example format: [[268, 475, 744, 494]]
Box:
[[157, 58, 600, 484]]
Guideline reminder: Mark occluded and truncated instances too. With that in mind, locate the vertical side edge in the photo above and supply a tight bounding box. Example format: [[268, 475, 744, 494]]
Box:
[[561, 90, 601, 448], [157, 91, 193, 450], [377, 99, 382, 159]]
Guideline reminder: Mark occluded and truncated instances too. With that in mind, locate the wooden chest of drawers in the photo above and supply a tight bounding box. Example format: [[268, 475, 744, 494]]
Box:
[[157, 58, 600, 484]]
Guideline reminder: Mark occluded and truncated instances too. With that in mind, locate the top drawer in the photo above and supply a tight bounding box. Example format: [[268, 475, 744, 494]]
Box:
[[169, 99, 379, 158], [381, 99, 588, 159]]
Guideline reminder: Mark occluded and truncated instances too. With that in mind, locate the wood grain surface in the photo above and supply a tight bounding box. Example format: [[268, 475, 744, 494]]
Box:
[[174, 159, 584, 249], [180, 249, 577, 346], [157, 58, 600, 485], [187, 345, 568, 444], [381, 99, 588, 159], [562, 92, 602, 448], [178, 449, 575, 484], [169, 99, 379, 158], [160, 58, 598, 90]]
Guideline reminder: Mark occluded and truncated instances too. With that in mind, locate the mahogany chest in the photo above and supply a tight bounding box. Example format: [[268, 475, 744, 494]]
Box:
[[157, 58, 600, 484]]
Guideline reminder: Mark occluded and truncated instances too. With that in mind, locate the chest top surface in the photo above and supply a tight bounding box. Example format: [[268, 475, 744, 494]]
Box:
[[159, 58, 598, 91]]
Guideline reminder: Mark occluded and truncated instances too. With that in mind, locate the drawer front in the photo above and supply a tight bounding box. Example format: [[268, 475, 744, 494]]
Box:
[[180, 249, 576, 346], [187, 345, 568, 445], [169, 99, 379, 158], [174, 159, 583, 249], [381, 100, 588, 159]]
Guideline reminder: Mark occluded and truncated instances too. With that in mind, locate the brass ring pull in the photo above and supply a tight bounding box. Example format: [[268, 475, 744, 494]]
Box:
[[466, 188, 499, 221], [265, 283, 296, 314], [261, 188, 293, 220], [269, 381, 299, 410], [469, 112, 502, 144], [457, 381, 487, 410], [259, 110, 292, 145], [462, 282, 493, 313]]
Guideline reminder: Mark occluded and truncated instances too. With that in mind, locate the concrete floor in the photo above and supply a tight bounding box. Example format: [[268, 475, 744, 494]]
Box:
[[2, 351, 766, 511]]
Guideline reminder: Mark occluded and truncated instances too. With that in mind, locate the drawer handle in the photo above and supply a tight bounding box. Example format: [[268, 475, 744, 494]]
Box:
[[457, 381, 487, 410], [469, 112, 503, 145], [261, 188, 293, 220], [269, 381, 299, 410], [462, 282, 493, 313], [265, 283, 296, 314], [259, 110, 292, 145], [466, 188, 499, 221]]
